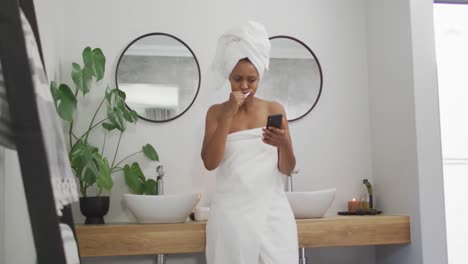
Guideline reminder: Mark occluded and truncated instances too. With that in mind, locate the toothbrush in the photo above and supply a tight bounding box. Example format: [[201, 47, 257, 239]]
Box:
[[244, 92, 251, 98]]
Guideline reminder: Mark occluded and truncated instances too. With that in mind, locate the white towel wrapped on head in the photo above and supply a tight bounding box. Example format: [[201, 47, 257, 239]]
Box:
[[212, 21, 271, 87]]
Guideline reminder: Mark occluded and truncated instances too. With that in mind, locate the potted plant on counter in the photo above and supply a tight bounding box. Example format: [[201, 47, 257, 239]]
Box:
[[50, 47, 159, 224]]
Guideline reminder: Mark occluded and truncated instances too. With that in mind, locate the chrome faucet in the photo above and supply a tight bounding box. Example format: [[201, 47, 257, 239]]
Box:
[[287, 169, 309, 264], [155, 165, 165, 264], [156, 165, 165, 195], [286, 169, 299, 192]]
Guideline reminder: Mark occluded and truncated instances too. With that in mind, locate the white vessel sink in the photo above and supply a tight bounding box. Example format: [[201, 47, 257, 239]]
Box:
[[124, 193, 200, 224], [286, 188, 336, 219]]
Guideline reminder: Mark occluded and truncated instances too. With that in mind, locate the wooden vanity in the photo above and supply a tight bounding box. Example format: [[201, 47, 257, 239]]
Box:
[[76, 215, 410, 257]]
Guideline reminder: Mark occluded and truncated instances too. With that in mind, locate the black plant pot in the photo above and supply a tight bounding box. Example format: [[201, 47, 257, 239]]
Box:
[[79, 196, 110, 224]]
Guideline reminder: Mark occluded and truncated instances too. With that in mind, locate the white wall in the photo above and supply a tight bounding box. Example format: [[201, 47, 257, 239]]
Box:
[[33, 0, 65, 80], [367, 0, 447, 264], [366, 1, 422, 263], [55, 0, 375, 263], [410, 0, 447, 263]]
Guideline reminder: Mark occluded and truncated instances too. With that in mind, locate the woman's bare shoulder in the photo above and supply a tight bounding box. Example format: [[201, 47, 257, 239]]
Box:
[[206, 103, 224, 120], [263, 100, 285, 114]]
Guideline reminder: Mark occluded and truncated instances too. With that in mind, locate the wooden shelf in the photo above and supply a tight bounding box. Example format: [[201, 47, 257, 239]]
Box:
[[296, 215, 410, 248], [76, 215, 411, 257]]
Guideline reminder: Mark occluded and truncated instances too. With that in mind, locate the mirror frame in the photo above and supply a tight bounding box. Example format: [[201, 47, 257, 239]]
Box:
[[115, 32, 201, 123], [268, 35, 323, 122]]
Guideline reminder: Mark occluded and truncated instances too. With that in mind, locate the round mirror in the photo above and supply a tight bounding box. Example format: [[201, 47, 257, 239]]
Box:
[[115, 33, 201, 122], [258, 36, 323, 121]]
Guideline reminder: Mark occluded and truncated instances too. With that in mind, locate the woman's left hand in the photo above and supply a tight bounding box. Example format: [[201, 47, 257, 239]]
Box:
[[262, 127, 290, 149]]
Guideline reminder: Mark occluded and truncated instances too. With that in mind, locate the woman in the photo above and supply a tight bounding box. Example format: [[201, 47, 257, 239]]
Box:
[[202, 21, 299, 264]]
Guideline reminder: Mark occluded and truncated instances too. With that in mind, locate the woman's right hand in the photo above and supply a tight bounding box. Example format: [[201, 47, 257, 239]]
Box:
[[223, 91, 245, 118]]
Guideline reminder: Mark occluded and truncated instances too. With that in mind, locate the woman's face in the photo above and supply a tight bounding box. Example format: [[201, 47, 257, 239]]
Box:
[[229, 59, 259, 96]]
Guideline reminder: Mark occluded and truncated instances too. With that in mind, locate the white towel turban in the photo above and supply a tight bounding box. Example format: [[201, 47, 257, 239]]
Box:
[[212, 21, 271, 86]]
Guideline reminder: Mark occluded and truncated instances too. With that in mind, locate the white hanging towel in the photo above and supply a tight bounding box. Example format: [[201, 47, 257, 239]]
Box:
[[18, 10, 78, 216], [206, 127, 298, 264]]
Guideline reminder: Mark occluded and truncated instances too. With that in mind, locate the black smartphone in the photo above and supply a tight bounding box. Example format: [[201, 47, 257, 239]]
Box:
[[266, 114, 283, 129]]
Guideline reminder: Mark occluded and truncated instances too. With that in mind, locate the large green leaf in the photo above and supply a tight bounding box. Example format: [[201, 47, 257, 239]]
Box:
[[105, 88, 132, 131], [106, 88, 126, 109], [131, 162, 146, 182], [123, 110, 137, 123], [117, 89, 126, 101], [50, 81, 59, 105], [92, 48, 105, 81], [102, 122, 115, 131], [123, 111, 133, 123], [107, 106, 126, 132], [116, 99, 126, 112], [83, 47, 106, 82], [105, 87, 112, 103], [130, 110, 139, 121], [143, 144, 159, 161], [69, 141, 101, 187], [82, 47, 92, 70], [90, 145, 99, 154], [144, 179, 158, 195], [82, 161, 99, 186], [51, 84, 77, 122], [81, 145, 99, 184], [71, 63, 81, 87], [69, 141, 113, 195], [69, 140, 102, 196], [71, 63, 92, 95], [69, 140, 86, 180], [112, 89, 126, 111], [123, 164, 145, 194], [96, 157, 113, 191]]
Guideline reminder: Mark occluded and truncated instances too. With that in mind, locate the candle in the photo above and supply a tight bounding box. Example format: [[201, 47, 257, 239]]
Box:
[[348, 198, 360, 212], [194, 207, 210, 221]]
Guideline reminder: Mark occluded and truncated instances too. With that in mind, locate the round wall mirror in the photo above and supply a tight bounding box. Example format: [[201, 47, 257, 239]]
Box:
[[258, 36, 323, 121], [115, 33, 201, 122]]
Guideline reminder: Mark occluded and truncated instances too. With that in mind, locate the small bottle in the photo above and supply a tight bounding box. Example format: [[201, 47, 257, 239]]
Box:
[[156, 165, 165, 195], [360, 185, 369, 211], [363, 179, 374, 209]]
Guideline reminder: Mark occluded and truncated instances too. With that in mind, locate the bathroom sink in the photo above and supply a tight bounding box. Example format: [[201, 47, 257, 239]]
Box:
[[286, 188, 336, 218], [124, 193, 200, 224]]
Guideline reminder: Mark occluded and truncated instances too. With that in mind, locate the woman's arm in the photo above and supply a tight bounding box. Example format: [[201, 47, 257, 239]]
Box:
[[201, 91, 246, 170], [262, 103, 296, 175], [277, 116, 296, 175], [201, 105, 232, 170]]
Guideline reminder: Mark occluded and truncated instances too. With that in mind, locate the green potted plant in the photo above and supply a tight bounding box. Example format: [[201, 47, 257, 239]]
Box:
[[50, 47, 159, 224]]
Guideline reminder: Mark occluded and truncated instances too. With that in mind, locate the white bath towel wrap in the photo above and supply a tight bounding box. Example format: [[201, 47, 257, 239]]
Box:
[[206, 128, 298, 264]]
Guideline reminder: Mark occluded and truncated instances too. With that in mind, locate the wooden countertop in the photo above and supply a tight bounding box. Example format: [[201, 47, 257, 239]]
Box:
[[76, 215, 411, 257]]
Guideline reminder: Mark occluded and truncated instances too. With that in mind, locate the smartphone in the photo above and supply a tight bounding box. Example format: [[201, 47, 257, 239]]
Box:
[[266, 114, 283, 129]]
